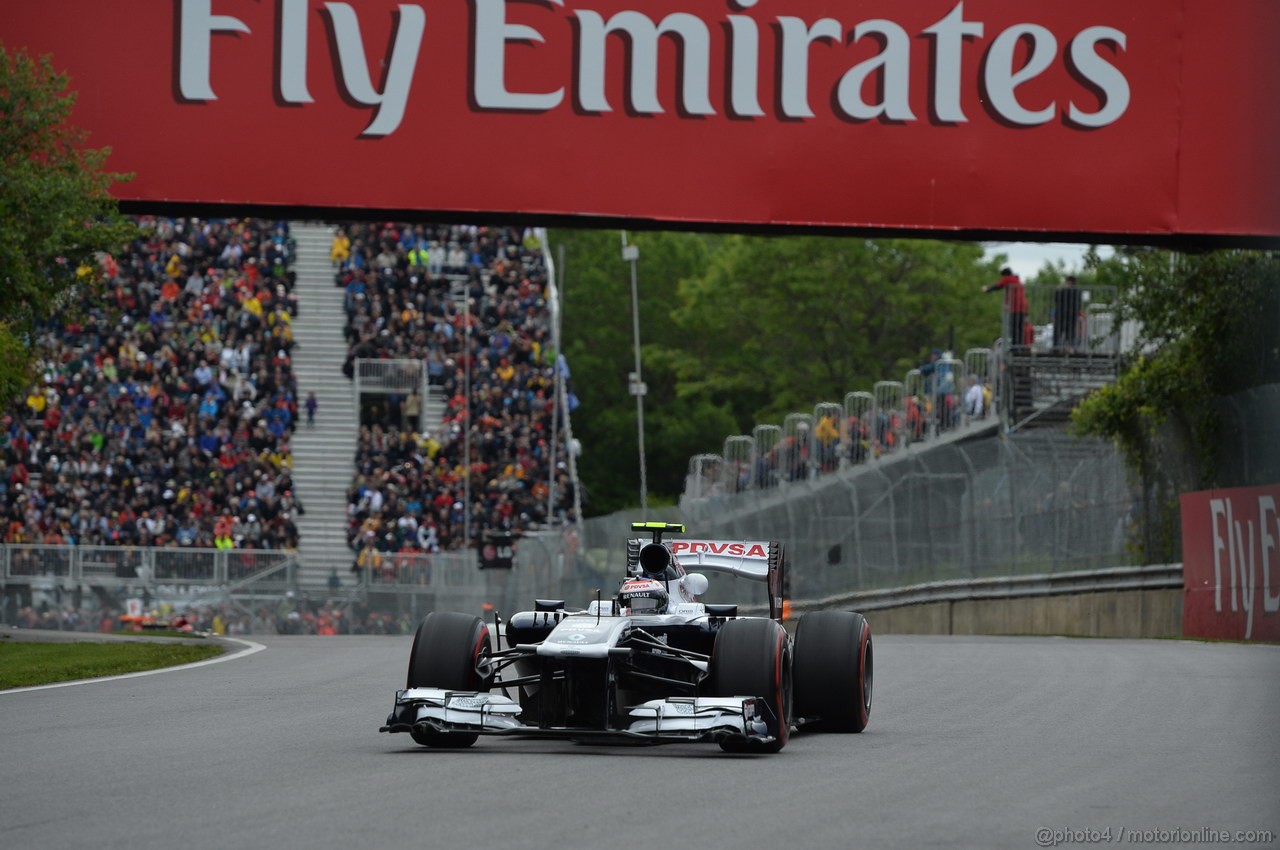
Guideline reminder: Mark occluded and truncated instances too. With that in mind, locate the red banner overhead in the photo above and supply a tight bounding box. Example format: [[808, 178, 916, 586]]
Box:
[[1181, 485, 1280, 642], [4, 1, 1279, 239]]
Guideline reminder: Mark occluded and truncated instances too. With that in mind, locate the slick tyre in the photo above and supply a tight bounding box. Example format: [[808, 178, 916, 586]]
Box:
[[709, 618, 792, 753], [793, 610, 873, 733], [406, 611, 493, 748]]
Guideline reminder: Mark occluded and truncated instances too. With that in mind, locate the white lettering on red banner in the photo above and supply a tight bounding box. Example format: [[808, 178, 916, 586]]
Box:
[[1182, 485, 1280, 642], [176, 0, 1130, 136], [9, 0, 1277, 237], [179, 0, 426, 135]]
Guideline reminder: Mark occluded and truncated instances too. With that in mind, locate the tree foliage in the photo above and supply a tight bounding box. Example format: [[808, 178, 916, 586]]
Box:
[[554, 229, 725, 513], [0, 43, 136, 402], [671, 236, 999, 423], [555, 229, 1002, 515], [1072, 249, 1280, 489]]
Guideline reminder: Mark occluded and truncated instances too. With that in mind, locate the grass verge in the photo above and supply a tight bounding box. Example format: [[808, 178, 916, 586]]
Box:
[[0, 641, 223, 689]]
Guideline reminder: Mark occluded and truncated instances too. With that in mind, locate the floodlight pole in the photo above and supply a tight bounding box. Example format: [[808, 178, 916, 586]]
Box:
[[621, 231, 648, 517], [463, 287, 471, 553]]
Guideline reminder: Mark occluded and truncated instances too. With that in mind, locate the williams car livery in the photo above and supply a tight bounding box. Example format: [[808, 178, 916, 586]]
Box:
[[381, 522, 872, 753]]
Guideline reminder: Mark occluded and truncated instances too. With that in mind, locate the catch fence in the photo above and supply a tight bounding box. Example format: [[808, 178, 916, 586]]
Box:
[[2, 435, 1137, 624]]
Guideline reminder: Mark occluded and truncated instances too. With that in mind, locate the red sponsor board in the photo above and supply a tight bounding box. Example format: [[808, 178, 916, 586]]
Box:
[[1181, 484, 1280, 642], [3, 1, 1279, 239]]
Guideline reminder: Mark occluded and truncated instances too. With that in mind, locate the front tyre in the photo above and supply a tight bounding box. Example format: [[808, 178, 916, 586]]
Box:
[[709, 618, 792, 753], [793, 610, 872, 733], [406, 612, 494, 748]]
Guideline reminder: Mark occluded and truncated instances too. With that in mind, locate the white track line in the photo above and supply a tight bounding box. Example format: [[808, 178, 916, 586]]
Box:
[[0, 637, 266, 695]]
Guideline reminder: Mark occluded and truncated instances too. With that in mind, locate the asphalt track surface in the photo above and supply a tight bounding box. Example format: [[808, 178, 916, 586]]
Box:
[[2, 634, 1277, 850]]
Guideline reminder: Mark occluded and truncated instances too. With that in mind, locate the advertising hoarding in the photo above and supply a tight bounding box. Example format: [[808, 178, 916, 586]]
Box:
[[4, 1, 1278, 239]]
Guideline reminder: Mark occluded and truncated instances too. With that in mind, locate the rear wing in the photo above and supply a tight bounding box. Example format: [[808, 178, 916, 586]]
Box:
[[626, 529, 787, 621]]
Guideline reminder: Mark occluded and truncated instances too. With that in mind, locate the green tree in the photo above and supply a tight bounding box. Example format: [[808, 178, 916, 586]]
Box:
[[553, 228, 719, 513], [1074, 249, 1280, 483], [0, 44, 136, 403], [555, 230, 1002, 515], [672, 236, 1001, 424], [1072, 249, 1280, 560]]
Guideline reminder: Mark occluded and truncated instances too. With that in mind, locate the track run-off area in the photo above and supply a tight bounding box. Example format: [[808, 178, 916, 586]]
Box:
[[2, 634, 1276, 850]]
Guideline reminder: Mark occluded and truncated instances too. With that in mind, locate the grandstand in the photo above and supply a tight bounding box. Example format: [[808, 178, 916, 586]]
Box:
[[330, 222, 581, 593], [1, 217, 301, 553], [0, 215, 585, 626]]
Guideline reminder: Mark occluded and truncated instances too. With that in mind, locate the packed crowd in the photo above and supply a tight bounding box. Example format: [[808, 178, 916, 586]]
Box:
[[0, 218, 303, 551], [333, 223, 577, 571]]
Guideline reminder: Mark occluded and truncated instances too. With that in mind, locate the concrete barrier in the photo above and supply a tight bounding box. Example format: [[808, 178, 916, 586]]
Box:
[[865, 588, 1182, 638]]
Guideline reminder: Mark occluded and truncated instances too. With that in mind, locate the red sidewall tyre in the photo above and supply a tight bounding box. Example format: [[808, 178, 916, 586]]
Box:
[[407, 611, 493, 691], [405, 611, 493, 748], [709, 618, 793, 753], [794, 610, 872, 733]]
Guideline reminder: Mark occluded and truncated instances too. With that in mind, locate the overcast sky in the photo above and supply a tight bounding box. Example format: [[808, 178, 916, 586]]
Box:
[[983, 242, 1114, 280]]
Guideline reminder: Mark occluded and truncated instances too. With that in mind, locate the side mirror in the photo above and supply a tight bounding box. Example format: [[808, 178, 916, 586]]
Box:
[[682, 573, 709, 597]]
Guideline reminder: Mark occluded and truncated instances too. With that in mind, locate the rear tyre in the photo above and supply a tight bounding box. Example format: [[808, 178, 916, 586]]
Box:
[[793, 610, 872, 733], [406, 611, 494, 748], [708, 618, 792, 753]]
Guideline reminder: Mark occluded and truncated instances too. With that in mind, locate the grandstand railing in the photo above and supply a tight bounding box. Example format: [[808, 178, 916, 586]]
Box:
[[329, 528, 576, 617], [353, 358, 429, 400], [1, 545, 298, 594], [1000, 284, 1121, 431], [682, 348, 1001, 504], [0, 539, 536, 619], [681, 286, 1126, 503], [1014, 284, 1121, 357]]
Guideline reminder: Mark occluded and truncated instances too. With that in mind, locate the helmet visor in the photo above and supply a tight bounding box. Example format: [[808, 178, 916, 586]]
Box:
[[627, 596, 664, 614]]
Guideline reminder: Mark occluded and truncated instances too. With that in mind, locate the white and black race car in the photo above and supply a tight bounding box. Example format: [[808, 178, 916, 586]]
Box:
[[381, 522, 872, 753]]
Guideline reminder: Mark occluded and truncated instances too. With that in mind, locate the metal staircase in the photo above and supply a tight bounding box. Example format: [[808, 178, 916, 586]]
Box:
[[288, 222, 358, 590], [1000, 285, 1125, 433], [1004, 351, 1119, 431]]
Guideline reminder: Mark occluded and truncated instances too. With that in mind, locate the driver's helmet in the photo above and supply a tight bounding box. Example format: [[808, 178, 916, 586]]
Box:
[[617, 578, 669, 615]]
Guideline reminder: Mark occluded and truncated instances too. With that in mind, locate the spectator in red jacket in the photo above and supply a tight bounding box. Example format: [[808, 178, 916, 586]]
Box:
[[984, 267, 1029, 348]]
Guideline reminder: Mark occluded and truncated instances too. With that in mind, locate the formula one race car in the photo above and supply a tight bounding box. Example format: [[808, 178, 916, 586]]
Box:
[[381, 522, 872, 753]]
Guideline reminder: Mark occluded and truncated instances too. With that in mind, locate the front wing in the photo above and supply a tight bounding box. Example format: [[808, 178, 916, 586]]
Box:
[[381, 688, 776, 746]]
